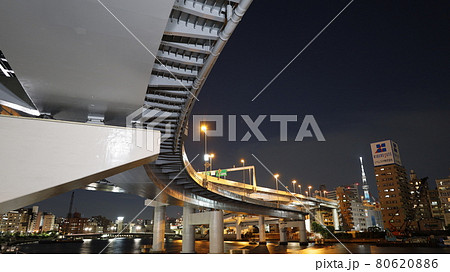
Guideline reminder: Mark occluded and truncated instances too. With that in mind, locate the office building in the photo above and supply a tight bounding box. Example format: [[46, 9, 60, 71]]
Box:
[[371, 140, 413, 231]]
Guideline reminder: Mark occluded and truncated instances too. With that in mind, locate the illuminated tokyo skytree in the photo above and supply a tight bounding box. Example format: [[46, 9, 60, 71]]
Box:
[[360, 157, 370, 202]]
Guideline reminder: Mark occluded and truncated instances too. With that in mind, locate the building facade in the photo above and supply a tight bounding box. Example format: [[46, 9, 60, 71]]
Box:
[[41, 213, 56, 232], [363, 202, 384, 230], [63, 212, 88, 234], [0, 207, 39, 234], [328, 184, 365, 231], [436, 176, 450, 227], [428, 189, 443, 220], [409, 170, 433, 221], [371, 140, 413, 232]]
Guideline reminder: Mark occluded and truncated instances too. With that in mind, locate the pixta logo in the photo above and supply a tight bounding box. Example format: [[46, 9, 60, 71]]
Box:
[[192, 115, 325, 142], [126, 107, 173, 151]]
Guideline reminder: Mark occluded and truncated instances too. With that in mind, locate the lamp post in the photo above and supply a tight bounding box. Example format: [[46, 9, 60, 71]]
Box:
[[292, 180, 297, 194], [210, 153, 215, 171], [201, 125, 207, 174], [274, 173, 280, 207], [298, 184, 302, 196], [241, 159, 245, 184], [305, 191, 309, 197], [308, 186, 312, 197], [274, 174, 279, 192]]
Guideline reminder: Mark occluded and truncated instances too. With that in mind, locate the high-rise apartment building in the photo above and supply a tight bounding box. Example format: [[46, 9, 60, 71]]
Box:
[[428, 189, 443, 220], [409, 170, 432, 220], [371, 140, 413, 231], [0, 207, 38, 234], [328, 184, 365, 231], [41, 213, 56, 232], [436, 175, 450, 227]]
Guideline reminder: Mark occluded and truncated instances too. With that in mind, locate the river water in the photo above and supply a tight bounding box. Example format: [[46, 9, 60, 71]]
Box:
[[17, 238, 450, 254]]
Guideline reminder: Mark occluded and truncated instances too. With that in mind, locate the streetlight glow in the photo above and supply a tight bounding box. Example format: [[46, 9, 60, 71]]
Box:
[[209, 153, 215, 171], [273, 174, 280, 193], [241, 159, 246, 184], [201, 125, 208, 174]]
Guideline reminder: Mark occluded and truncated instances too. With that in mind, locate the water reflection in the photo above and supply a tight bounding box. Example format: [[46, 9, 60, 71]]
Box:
[[18, 239, 450, 254]]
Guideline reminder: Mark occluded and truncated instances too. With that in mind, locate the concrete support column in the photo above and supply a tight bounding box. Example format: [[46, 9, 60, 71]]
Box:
[[181, 205, 195, 253], [299, 220, 308, 245], [258, 216, 266, 244], [236, 216, 242, 240], [152, 205, 166, 252], [332, 208, 340, 231], [209, 210, 224, 254], [279, 224, 287, 245]]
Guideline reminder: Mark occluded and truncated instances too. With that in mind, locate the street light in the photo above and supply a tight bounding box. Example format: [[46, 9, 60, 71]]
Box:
[[274, 173, 280, 207], [210, 153, 215, 171], [305, 190, 309, 197], [292, 180, 297, 194], [308, 185, 312, 197], [274, 174, 279, 192], [240, 159, 245, 184], [201, 126, 208, 174], [298, 184, 302, 195]]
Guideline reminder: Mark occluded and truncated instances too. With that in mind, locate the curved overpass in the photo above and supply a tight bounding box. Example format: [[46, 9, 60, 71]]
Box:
[[0, 0, 340, 221], [106, 0, 312, 220]]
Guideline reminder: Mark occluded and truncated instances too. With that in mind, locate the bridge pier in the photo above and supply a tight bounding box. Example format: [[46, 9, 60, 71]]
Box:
[[299, 220, 308, 245], [181, 207, 224, 254], [332, 208, 340, 231], [152, 204, 166, 253], [279, 223, 287, 245], [258, 216, 266, 245], [181, 205, 196, 254], [235, 216, 242, 240], [209, 211, 224, 254]]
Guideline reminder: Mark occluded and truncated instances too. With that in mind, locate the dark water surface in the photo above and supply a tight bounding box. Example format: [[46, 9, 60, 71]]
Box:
[[18, 238, 450, 254]]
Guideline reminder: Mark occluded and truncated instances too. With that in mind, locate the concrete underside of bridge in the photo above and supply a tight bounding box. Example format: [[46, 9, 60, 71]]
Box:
[[0, 115, 160, 214], [0, 0, 175, 123]]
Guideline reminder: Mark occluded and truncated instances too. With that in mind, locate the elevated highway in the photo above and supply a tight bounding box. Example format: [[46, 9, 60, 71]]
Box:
[[0, 0, 339, 253]]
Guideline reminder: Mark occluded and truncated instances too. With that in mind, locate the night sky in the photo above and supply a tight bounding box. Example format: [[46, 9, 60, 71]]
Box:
[[29, 0, 450, 221]]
